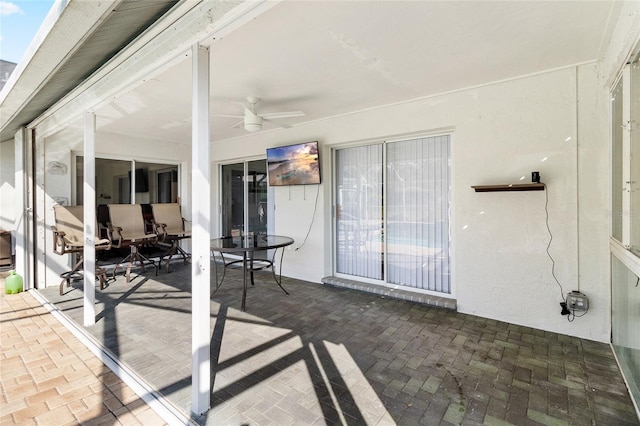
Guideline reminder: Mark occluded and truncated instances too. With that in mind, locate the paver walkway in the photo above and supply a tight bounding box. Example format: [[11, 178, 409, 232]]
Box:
[[35, 262, 640, 426], [0, 272, 166, 425]]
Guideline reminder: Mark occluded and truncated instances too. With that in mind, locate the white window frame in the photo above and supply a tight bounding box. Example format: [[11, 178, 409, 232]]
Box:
[[611, 48, 640, 256], [332, 132, 454, 298]]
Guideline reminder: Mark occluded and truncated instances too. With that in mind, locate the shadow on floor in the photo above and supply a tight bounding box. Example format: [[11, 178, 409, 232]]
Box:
[[38, 262, 640, 426]]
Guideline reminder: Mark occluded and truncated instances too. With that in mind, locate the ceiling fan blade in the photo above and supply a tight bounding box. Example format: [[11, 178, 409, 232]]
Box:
[[263, 118, 291, 129], [233, 101, 251, 111], [212, 114, 244, 118], [230, 120, 244, 129], [260, 111, 305, 120]]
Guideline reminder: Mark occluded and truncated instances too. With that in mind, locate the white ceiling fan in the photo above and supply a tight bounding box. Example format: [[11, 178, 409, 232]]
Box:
[[214, 96, 305, 132]]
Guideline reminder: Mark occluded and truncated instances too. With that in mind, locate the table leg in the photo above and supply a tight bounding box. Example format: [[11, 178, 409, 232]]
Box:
[[270, 247, 289, 295], [210, 251, 227, 297], [241, 252, 248, 312], [249, 253, 255, 286]]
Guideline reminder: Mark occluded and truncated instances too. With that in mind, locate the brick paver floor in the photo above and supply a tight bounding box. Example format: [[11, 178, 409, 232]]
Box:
[[34, 261, 640, 426], [0, 272, 167, 425]]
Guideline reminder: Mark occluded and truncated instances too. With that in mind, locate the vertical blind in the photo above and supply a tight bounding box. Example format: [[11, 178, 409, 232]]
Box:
[[335, 135, 450, 293], [386, 135, 450, 293], [335, 144, 384, 279]]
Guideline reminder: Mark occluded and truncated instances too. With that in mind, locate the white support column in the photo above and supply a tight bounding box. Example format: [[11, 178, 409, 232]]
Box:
[[34, 136, 46, 289], [622, 66, 632, 247], [83, 112, 97, 326], [191, 43, 211, 416], [14, 128, 29, 287]]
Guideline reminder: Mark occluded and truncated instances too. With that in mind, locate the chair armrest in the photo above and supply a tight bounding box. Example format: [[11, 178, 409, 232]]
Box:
[[107, 223, 124, 248], [50, 225, 67, 255], [154, 222, 168, 241], [144, 219, 155, 234], [96, 223, 112, 250], [98, 222, 109, 239], [96, 239, 112, 251]]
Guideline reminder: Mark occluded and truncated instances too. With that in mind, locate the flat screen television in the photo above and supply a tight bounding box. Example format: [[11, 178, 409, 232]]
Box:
[[266, 141, 321, 186]]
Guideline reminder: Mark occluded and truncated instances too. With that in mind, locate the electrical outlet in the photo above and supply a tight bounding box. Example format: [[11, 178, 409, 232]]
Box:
[[566, 291, 588, 312]]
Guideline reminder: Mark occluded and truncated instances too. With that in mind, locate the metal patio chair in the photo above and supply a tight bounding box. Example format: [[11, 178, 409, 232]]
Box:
[[107, 204, 158, 283], [51, 205, 111, 295], [151, 203, 191, 272]]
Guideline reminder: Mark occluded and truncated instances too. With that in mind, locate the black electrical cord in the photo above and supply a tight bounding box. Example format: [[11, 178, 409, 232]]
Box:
[[543, 183, 566, 303], [567, 305, 589, 322], [544, 183, 584, 322], [295, 184, 321, 251], [567, 308, 589, 322]]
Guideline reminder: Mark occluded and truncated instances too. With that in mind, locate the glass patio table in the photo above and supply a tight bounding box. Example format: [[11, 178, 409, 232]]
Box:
[[210, 234, 294, 311]]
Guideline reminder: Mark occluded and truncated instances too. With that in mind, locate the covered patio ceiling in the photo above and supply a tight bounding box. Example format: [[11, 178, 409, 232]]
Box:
[[54, 0, 618, 144]]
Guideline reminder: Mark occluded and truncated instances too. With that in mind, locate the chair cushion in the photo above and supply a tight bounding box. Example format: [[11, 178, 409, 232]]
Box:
[[54, 205, 105, 246], [108, 204, 156, 241], [151, 203, 188, 236]]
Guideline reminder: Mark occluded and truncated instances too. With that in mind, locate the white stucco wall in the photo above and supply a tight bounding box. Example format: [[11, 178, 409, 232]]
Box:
[[38, 64, 611, 342], [211, 65, 610, 342]]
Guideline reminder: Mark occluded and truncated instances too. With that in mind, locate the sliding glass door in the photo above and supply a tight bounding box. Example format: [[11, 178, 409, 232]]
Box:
[[386, 136, 450, 292], [220, 159, 270, 238], [76, 157, 178, 206], [335, 135, 451, 294], [610, 48, 640, 410], [335, 144, 384, 279], [611, 255, 640, 410], [74, 157, 180, 261]]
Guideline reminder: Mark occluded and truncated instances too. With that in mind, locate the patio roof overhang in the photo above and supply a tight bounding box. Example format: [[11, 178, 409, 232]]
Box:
[[0, 0, 178, 143]]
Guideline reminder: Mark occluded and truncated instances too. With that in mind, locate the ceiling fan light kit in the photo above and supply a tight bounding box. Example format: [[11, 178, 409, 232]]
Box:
[[244, 112, 263, 132]]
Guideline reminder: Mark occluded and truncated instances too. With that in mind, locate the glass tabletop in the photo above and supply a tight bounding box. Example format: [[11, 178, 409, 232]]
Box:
[[210, 235, 294, 253]]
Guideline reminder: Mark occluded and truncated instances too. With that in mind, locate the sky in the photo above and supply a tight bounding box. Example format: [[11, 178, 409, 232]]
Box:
[[0, 0, 55, 64]]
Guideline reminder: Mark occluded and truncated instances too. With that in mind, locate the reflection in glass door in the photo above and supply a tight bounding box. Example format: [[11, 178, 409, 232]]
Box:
[[611, 255, 640, 409], [76, 157, 179, 240], [157, 170, 178, 203], [610, 48, 640, 411], [248, 160, 269, 236], [221, 160, 270, 237], [76, 157, 178, 206]]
